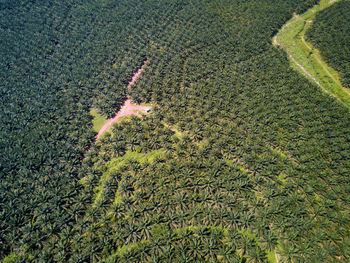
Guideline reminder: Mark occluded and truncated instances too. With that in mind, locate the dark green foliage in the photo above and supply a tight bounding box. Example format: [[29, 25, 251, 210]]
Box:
[[1, 0, 349, 262], [306, 1, 350, 88]]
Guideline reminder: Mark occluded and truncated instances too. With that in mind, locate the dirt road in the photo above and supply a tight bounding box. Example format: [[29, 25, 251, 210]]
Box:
[[96, 61, 150, 139]]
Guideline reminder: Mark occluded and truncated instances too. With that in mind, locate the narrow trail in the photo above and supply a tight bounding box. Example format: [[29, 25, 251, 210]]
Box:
[[288, 54, 323, 89], [273, 0, 350, 108], [128, 61, 147, 88], [96, 100, 150, 139], [96, 61, 150, 139]]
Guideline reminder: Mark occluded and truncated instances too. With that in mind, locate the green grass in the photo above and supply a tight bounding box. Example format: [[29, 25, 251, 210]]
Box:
[[223, 157, 250, 174], [92, 170, 111, 204], [268, 146, 288, 160], [90, 108, 108, 133], [273, 0, 350, 109], [139, 102, 153, 107], [267, 250, 278, 263], [2, 252, 16, 263], [161, 121, 183, 138], [106, 149, 164, 169], [103, 239, 150, 262]]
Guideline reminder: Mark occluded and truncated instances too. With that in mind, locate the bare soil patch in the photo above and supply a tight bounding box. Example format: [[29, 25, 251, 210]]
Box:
[[96, 61, 150, 139]]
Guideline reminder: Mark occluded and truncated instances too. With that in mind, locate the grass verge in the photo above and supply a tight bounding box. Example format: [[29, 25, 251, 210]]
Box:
[[273, 0, 350, 109], [90, 108, 108, 133]]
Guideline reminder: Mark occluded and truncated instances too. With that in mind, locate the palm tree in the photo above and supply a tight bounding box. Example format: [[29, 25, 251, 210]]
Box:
[[188, 239, 203, 260], [261, 231, 278, 252], [111, 143, 126, 157], [138, 243, 151, 261], [280, 243, 299, 263], [248, 245, 267, 263], [129, 137, 139, 152], [219, 246, 235, 263], [203, 238, 218, 260], [176, 242, 190, 263], [139, 217, 152, 239], [238, 235, 253, 256], [175, 192, 188, 210], [196, 226, 210, 240], [160, 245, 174, 262], [240, 212, 254, 229], [124, 223, 140, 244], [121, 248, 137, 262]]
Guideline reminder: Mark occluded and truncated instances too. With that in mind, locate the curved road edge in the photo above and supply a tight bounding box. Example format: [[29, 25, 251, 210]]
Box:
[[273, 0, 350, 110]]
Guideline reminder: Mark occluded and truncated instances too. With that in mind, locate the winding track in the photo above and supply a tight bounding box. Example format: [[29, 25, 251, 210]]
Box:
[[96, 62, 150, 139], [273, 0, 350, 109]]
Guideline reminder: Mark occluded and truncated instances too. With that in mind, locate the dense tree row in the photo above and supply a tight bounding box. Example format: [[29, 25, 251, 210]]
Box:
[[306, 0, 350, 88], [2, 0, 349, 262]]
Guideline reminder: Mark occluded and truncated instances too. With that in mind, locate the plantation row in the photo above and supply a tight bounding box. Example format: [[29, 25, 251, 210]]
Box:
[[2, 0, 350, 262], [306, 0, 350, 89]]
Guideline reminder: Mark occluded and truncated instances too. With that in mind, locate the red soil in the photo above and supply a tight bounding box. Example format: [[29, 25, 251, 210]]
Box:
[[128, 60, 147, 87], [96, 61, 150, 139], [96, 99, 150, 139]]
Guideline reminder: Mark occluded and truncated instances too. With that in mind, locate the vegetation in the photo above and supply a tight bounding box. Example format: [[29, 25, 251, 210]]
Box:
[[273, 0, 350, 109], [1, 0, 349, 262], [306, 0, 350, 89], [90, 108, 108, 133]]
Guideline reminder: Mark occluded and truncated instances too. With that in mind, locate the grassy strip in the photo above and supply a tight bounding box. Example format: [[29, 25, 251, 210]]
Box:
[[2, 252, 16, 263], [273, 0, 350, 109]]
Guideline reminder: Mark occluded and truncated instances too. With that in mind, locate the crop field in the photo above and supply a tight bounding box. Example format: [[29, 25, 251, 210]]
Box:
[[1, 0, 349, 262]]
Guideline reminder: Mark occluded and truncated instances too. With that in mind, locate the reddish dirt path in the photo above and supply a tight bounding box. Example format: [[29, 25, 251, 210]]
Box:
[[96, 61, 150, 139], [96, 100, 150, 139], [128, 61, 147, 88]]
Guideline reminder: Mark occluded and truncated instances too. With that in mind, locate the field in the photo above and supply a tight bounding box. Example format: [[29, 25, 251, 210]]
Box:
[[1, 0, 349, 262]]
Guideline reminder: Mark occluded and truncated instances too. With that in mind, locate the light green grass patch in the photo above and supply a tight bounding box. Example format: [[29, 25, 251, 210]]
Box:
[[90, 108, 108, 133], [267, 250, 277, 263], [268, 146, 288, 160], [162, 121, 183, 138], [103, 239, 150, 262], [277, 173, 288, 185], [223, 157, 251, 175], [79, 176, 87, 185], [106, 149, 164, 170], [139, 102, 153, 107], [92, 171, 111, 204], [2, 252, 16, 263]]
